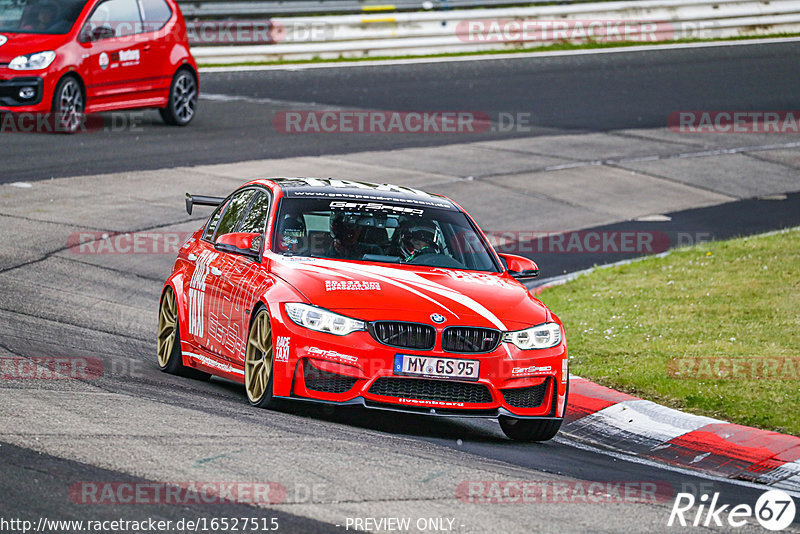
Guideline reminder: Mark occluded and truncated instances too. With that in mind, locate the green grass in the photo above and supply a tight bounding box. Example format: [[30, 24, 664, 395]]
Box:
[[537, 228, 800, 435], [198, 33, 800, 68]]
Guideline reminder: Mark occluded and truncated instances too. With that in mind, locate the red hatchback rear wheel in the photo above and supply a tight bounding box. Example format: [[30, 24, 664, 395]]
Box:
[[160, 69, 197, 126]]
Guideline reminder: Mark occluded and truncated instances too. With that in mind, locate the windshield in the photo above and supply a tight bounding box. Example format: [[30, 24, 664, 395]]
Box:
[[272, 197, 501, 272], [0, 0, 88, 34]]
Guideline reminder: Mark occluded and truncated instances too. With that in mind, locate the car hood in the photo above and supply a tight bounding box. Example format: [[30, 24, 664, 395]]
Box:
[[269, 256, 550, 331], [0, 33, 69, 61]]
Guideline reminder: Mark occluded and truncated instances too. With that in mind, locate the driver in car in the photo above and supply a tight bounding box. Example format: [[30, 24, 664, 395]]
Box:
[[398, 220, 440, 263], [22, 1, 59, 31]]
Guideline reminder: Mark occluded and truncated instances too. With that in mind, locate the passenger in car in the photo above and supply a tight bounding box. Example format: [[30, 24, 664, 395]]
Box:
[[328, 212, 370, 260]]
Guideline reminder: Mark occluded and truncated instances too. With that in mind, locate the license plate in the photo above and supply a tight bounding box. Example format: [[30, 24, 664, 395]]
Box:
[[394, 354, 480, 381]]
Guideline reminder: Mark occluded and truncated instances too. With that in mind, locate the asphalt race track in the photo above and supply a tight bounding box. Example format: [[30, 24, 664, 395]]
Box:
[[2, 40, 800, 182], [1, 41, 800, 533]]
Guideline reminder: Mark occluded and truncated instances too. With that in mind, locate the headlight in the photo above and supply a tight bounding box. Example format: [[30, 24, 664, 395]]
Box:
[[9, 51, 56, 70], [285, 303, 366, 336], [503, 322, 561, 350]]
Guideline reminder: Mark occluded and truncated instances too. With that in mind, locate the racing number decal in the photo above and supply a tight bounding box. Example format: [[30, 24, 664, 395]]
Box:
[[188, 251, 219, 337]]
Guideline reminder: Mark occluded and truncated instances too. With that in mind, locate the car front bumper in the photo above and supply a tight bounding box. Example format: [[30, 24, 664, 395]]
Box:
[[0, 75, 45, 109], [273, 313, 569, 419]]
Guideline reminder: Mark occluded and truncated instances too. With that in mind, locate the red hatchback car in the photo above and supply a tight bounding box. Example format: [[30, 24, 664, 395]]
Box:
[[0, 0, 198, 131], [159, 179, 569, 442]]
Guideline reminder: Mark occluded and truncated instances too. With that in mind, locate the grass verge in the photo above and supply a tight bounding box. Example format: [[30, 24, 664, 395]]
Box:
[[198, 33, 800, 68], [537, 228, 800, 435]]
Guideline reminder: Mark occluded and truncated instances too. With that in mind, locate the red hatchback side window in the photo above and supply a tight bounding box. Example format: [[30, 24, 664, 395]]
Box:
[[139, 0, 171, 32], [84, 0, 141, 37]]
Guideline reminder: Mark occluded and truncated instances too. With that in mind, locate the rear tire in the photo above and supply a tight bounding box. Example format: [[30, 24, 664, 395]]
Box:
[[159, 68, 197, 126], [499, 417, 562, 442]]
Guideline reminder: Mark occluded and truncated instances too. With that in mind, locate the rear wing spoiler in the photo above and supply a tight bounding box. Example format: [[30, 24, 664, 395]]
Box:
[[185, 193, 224, 215]]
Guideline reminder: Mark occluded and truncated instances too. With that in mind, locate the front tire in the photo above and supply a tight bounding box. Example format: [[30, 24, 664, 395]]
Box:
[[159, 69, 197, 126], [52, 75, 84, 134], [157, 286, 210, 380], [245, 308, 276, 408], [499, 417, 562, 442]]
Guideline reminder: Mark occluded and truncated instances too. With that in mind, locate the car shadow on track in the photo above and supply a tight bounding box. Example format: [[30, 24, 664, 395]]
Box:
[[207, 376, 510, 444]]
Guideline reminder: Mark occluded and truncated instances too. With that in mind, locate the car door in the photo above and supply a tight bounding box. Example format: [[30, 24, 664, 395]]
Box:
[[222, 191, 272, 363], [202, 189, 258, 358], [79, 0, 147, 108], [137, 0, 174, 94]]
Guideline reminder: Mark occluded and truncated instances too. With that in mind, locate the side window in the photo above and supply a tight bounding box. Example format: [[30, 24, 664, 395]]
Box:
[[85, 0, 142, 37], [203, 199, 228, 241], [139, 0, 171, 32], [239, 192, 271, 234], [213, 190, 256, 242]]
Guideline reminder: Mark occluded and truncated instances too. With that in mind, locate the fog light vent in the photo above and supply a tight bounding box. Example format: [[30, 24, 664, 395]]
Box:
[[18, 87, 35, 99]]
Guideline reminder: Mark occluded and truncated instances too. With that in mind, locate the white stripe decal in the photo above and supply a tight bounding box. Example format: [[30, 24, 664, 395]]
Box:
[[323, 261, 508, 331], [273, 256, 513, 356], [278, 258, 460, 317], [184, 351, 244, 375]]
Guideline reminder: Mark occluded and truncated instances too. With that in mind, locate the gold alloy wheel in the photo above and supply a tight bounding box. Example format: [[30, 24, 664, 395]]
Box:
[[157, 287, 178, 368], [245, 310, 273, 403]]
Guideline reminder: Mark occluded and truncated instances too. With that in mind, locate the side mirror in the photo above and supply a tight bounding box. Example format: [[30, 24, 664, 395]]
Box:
[[214, 232, 261, 260], [93, 25, 115, 40], [81, 24, 114, 42], [498, 253, 539, 279]]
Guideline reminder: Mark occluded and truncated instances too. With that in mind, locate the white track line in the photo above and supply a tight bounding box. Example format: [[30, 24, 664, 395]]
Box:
[[200, 36, 800, 73]]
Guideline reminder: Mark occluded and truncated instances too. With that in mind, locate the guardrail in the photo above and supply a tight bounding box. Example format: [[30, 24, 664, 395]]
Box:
[[178, 0, 576, 18], [187, 0, 800, 64]]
